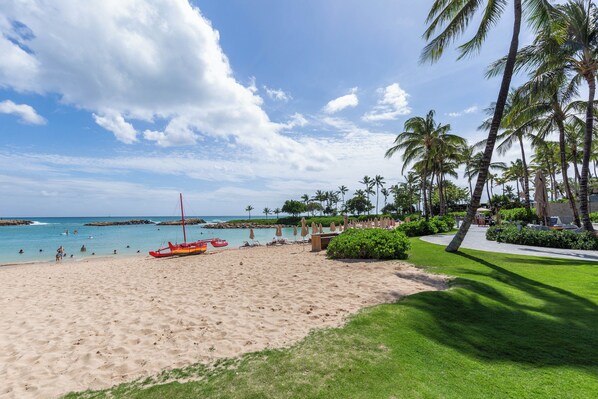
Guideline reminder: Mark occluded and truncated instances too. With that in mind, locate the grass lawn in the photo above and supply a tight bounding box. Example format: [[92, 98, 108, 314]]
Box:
[[65, 239, 598, 398]]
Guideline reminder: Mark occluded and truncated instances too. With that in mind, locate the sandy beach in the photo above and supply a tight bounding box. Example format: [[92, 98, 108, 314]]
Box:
[[0, 245, 448, 398]]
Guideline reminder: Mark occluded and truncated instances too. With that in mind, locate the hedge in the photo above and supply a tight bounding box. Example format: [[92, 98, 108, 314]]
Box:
[[486, 225, 598, 250], [326, 229, 411, 260], [396, 215, 455, 237]]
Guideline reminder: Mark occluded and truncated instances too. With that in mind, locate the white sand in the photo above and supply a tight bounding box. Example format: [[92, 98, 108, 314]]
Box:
[[0, 245, 448, 398]]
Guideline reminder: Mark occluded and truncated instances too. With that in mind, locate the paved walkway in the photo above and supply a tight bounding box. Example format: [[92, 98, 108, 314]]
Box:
[[420, 226, 598, 262]]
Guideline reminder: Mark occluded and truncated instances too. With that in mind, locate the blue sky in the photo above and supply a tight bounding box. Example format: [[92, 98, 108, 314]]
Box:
[[0, 0, 535, 216]]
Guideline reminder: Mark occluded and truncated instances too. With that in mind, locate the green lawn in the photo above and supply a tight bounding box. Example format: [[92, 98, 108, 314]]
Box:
[[65, 239, 598, 398]]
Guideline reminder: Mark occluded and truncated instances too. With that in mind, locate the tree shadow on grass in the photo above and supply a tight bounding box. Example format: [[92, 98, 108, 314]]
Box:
[[401, 251, 598, 368]]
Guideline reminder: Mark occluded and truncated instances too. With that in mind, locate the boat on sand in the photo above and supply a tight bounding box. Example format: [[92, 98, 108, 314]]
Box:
[[149, 194, 227, 258]]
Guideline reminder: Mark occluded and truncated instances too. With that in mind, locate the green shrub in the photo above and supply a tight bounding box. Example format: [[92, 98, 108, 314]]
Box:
[[326, 229, 411, 260], [499, 207, 538, 224], [590, 212, 598, 223], [397, 216, 454, 237], [485, 225, 598, 250]]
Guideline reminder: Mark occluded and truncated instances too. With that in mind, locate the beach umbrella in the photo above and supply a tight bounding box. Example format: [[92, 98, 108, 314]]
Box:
[[293, 225, 298, 241], [374, 217, 379, 228], [249, 228, 255, 241], [311, 222, 317, 234], [301, 218, 308, 239], [330, 222, 336, 232], [276, 225, 283, 237], [343, 215, 348, 230], [318, 223, 323, 234], [534, 171, 549, 225]]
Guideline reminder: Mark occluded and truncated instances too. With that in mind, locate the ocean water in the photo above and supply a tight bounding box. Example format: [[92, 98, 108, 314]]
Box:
[[0, 216, 311, 265]]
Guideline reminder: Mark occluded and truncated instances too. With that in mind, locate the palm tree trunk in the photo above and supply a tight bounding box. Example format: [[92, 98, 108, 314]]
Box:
[[429, 173, 435, 217], [421, 166, 429, 221], [573, 154, 581, 190], [486, 180, 492, 208], [556, 116, 581, 226], [518, 136, 531, 209], [579, 74, 595, 231], [446, 0, 522, 252]]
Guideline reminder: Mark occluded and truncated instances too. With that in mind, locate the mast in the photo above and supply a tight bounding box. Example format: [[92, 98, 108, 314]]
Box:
[[180, 193, 187, 244]]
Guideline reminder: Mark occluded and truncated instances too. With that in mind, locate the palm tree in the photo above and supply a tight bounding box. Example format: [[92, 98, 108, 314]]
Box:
[[423, 0, 551, 251], [359, 176, 374, 214], [245, 205, 254, 220], [338, 185, 348, 213], [313, 190, 326, 216], [263, 207, 271, 219], [478, 91, 534, 209], [499, 0, 597, 229], [273, 208, 281, 219], [374, 175, 386, 215], [385, 110, 454, 221], [557, 0, 597, 231], [381, 187, 390, 211]]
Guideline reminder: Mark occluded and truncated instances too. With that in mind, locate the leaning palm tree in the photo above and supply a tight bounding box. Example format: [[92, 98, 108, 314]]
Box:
[[423, 0, 552, 251]]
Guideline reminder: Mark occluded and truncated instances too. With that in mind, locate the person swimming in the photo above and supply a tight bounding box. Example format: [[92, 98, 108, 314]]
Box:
[[19, 249, 23, 254], [80, 245, 86, 252]]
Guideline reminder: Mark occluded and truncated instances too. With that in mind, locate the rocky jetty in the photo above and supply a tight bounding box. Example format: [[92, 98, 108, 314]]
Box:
[[84, 220, 154, 226], [0, 219, 33, 226], [203, 222, 292, 229], [157, 218, 206, 226]]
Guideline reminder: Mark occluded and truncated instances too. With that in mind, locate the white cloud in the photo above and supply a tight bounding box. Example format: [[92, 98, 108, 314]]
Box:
[[362, 83, 410, 122], [280, 112, 308, 130], [447, 105, 479, 118], [0, 0, 328, 168], [93, 111, 137, 144], [0, 100, 46, 124], [264, 86, 291, 102], [323, 88, 359, 114]]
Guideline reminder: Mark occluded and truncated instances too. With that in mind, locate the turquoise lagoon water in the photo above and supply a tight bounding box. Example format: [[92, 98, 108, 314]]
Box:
[[0, 216, 308, 265]]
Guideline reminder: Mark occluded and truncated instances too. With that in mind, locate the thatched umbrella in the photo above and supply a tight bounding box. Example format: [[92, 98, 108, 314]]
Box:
[[301, 218, 308, 239], [249, 228, 255, 241], [276, 225, 283, 238], [311, 222, 317, 235], [330, 222, 336, 232], [534, 171, 549, 225], [374, 217, 379, 228], [318, 223, 323, 234]]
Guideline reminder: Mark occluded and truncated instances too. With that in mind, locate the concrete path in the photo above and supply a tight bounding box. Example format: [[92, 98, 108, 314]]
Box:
[[420, 226, 598, 262]]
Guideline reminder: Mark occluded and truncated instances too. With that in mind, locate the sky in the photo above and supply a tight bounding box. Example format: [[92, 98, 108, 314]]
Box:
[[0, 0, 539, 216]]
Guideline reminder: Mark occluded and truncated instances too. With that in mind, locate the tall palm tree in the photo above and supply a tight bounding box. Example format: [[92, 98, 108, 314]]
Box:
[[478, 91, 534, 209], [385, 110, 453, 221], [338, 185, 348, 213], [313, 190, 325, 216], [557, 0, 598, 231], [424, 0, 551, 251], [245, 205, 254, 220], [359, 176, 375, 214], [273, 208, 281, 219], [381, 187, 390, 211], [263, 207, 271, 219], [374, 175, 386, 215], [500, 0, 597, 229]]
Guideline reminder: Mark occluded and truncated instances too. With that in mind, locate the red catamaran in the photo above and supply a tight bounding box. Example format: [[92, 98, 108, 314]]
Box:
[[149, 193, 228, 258]]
